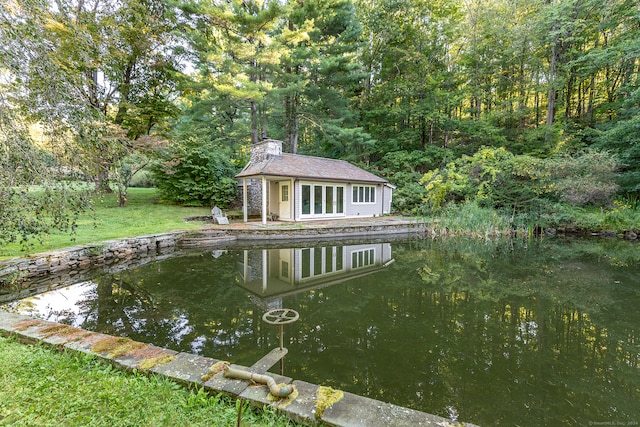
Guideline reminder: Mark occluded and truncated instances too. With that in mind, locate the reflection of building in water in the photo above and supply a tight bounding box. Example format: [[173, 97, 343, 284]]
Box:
[[237, 244, 394, 310]]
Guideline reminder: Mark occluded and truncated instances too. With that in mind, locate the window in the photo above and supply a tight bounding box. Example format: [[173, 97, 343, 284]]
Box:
[[325, 187, 334, 214], [352, 186, 376, 204], [300, 183, 345, 216], [299, 246, 345, 280], [302, 185, 311, 215], [281, 185, 289, 202], [351, 248, 375, 269], [301, 249, 311, 278], [314, 185, 323, 214]]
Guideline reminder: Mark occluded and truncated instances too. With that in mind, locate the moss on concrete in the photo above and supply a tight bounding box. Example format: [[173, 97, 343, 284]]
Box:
[[91, 336, 147, 358], [314, 386, 344, 419], [39, 324, 83, 338], [201, 360, 229, 382], [268, 384, 298, 408], [137, 354, 177, 371], [12, 319, 43, 331]]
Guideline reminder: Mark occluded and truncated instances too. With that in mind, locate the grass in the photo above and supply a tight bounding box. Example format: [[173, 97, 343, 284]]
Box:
[[0, 188, 213, 259], [0, 188, 303, 425], [0, 335, 300, 427], [422, 201, 518, 238], [422, 199, 640, 238]]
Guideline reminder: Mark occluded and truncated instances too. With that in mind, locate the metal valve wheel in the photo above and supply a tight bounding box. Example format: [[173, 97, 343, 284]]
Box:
[[262, 308, 299, 325]]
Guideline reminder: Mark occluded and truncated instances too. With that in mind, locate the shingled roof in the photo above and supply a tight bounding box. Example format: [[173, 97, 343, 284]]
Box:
[[236, 152, 389, 184]]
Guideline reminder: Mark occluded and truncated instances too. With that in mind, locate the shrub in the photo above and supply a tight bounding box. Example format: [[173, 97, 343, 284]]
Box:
[[547, 149, 619, 207], [151, 140, 238, 207], [603, 200, 640, 232], [420, 147, 551, 213]]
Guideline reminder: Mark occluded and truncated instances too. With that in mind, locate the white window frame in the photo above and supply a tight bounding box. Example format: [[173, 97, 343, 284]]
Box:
[[352, 185, 376, 204], [300, 182, 346, 218], [351, 248, 376, 269], [299, 246, 345, 280]]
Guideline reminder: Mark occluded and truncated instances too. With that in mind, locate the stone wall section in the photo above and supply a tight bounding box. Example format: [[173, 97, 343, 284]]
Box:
[[239, 139, 283, 216], [238, 178, 263, 216], [0, 232, 187, 289]]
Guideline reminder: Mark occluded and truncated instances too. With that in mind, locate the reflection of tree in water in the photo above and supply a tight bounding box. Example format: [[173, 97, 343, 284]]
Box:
[[282, 238, 640, 426], [26, 239, 639, 426], [71, 251, 272, 364]]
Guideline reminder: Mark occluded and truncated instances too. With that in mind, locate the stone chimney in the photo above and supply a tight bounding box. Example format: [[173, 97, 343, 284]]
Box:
[[249, 138, 283, 164]]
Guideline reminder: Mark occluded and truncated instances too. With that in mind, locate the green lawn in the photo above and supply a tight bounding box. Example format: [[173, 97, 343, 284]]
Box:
[[0, 336, 299, 427], [1, 188, 213, 259], [0, 191, 304, 426]]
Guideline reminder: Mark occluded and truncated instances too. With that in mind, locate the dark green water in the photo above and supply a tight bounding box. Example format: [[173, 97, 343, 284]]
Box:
[[5, 237, 640, 426]]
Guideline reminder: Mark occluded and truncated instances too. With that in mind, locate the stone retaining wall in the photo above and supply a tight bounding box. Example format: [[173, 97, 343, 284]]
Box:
[[0, 222, 428, 293], [223, 221, 429, 240], [0, 232, 188, 292]]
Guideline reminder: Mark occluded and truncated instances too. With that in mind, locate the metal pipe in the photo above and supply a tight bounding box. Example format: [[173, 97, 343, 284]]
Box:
[[223, 365, 294, 398]]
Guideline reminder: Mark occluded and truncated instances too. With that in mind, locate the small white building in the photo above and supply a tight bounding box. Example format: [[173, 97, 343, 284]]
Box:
[[236, 139, 394, 224]]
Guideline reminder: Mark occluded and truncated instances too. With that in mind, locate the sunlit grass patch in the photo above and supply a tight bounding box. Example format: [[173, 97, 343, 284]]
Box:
[[0, 188, 211, 259], [0, 336, 300, 426]]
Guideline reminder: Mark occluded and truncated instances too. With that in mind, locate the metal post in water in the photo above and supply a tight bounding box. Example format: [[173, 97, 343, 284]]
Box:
[[262, 308, 299, 376]]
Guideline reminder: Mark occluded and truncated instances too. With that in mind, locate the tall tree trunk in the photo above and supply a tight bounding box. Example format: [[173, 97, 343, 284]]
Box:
[[565, 75, 574, 120], [291, 95, 299, 154], [546, 41, 557, 126], [114, 60, 134, 126], [250, 55, 259, 144], [250, 99, 259, 145], [95, 170, 112, 193], [546, 0, 560, 126]]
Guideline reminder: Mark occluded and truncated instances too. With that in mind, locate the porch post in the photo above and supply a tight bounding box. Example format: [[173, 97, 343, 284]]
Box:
[[262, 249, 267, 292], [243, 250, 249, 283], [242, 178, 248, 223], [261, 176, 267, 225]]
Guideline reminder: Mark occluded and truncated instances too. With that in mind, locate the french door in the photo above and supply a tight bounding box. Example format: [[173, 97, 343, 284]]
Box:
[[301, 183, 344, 217]]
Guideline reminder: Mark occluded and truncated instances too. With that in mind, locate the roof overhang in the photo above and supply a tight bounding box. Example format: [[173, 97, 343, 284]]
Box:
[[235, 173, 390, 186]]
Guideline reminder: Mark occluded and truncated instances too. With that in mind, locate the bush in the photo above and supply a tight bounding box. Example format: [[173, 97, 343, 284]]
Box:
[[379, 148, 449, 214], [420, 147, 551, 213], [603, 200, 640, 232], [547, 149, 619, 207], [151, 141, 238, 207], [391, 179, 427, 215]]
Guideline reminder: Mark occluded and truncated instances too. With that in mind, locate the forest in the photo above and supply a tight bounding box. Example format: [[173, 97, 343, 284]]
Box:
[[1, 0, 639, 243]]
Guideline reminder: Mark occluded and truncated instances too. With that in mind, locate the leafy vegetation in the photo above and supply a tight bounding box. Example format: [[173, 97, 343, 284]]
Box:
[[1, 0, 639, 243], [418, 147, 631, 233], [0, 336, 299, 426], [151, 139, 239, 207]]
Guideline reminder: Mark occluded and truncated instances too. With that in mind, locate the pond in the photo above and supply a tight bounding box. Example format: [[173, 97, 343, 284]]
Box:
[[3, 237, 640, 426]]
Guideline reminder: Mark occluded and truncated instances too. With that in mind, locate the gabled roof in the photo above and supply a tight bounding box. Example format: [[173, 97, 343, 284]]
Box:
[[236, 153, 389, 184]]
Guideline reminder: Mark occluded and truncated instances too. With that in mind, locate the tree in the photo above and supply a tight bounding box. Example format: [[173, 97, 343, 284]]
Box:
[[276, 0, 371, 160], [0, 0, 91, 246], [356, 0, 466, 154], [547, 149, 619, 206], [2, 0, 181, 199], [151, 136, 238, 208], [178, 0, 285, 146]]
